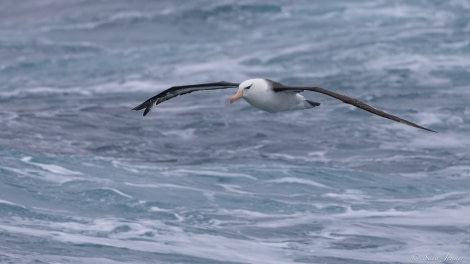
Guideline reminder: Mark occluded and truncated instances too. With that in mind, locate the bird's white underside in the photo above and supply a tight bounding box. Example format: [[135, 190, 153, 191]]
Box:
[[238, 78, 313, 113]]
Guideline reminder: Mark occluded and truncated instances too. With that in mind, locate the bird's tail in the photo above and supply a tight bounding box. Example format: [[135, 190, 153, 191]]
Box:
[[305, 100, 321, 108]]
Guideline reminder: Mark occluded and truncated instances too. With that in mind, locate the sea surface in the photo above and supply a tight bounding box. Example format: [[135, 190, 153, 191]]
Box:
[[1, 1, 470, 263]]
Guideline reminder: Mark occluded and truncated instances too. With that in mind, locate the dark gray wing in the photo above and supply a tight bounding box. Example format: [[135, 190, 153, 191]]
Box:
[[132, 81, 239, 116], [272, 84, 436, 133]]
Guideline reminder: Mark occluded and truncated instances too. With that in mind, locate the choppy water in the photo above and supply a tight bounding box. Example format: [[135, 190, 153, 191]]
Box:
[[1, 1, 470, 263]]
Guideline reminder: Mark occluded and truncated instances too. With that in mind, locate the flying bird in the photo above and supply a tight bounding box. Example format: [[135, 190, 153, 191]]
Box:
[[132, 78, 436, 132]]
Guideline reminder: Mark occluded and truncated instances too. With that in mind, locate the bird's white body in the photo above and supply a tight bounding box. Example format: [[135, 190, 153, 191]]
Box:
[[236, 78, 315, 113]]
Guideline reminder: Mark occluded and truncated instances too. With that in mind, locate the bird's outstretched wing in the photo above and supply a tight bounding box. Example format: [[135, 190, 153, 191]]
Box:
[[272, 84, 436, 133], [132, 81, 239, 116]]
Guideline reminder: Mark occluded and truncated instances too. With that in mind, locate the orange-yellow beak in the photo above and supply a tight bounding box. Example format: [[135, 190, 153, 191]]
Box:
[[229, 89, 243, 104]]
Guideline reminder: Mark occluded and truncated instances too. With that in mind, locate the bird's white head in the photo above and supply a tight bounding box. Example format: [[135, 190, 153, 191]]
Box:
[[229, 78, 267, 104]]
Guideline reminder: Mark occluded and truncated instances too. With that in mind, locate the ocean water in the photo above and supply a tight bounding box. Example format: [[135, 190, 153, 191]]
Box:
[[1, 0, 470, 263]]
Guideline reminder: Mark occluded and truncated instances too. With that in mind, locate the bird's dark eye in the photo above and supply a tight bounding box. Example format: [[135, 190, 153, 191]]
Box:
[[244, 84, 253, 90]]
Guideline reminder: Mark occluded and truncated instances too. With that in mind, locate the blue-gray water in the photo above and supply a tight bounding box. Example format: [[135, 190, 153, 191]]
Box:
[[1, 1, 469, 263]]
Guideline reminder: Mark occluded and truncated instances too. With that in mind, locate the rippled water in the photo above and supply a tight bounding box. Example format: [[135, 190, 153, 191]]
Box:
[[1, 1, 470, 263]]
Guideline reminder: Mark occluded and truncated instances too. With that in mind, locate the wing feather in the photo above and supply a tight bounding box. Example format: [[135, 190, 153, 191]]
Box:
[[273, 85, 436, 133], [133, 81, 239, 116]]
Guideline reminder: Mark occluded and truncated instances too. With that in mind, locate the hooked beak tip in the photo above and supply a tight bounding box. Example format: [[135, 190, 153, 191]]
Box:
[[229, 89, 243, 104]]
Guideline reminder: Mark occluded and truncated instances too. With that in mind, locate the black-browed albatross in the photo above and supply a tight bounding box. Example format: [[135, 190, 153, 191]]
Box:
[[133, 78, 436, 132]]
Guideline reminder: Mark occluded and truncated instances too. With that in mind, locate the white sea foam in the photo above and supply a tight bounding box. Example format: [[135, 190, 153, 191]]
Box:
[[409, 132, 470, 149], [366, 205, 470, 227], [21, 156, 82, 176], [98, 188, 133, 199], [16, 156, 84, 184], [110, 160, 140, 173], [267, 177, 330, 188], [375, 191, 469, 204], [39, 10, 156, 32], [339, 207, 410, 218], [160, 128, 196, 140], [400, 166, 470, 179], [0, 252, 134, 264], [4, 166, 81, 185], [90, 79, 166, 94], [0, 86, 92, 99], [0, 199, 25, 208], [0, 80, 170, 99], [366, 53, 470, 73], [345, 2, 450, 20], [217, 184, 252, 194], [265, 152, 318, 162], [323, 189, 370, 201], [174, 168, 257, 180], [0, 222, 296, 264], [124, 182, 206, 193], [149, 206, 171, 213]]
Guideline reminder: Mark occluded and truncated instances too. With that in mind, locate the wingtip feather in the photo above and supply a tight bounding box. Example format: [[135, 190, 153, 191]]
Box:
[[132, 100, 154, 117], [132, 102, 147, 111], [400, 120, 437, 133], [143, 105, 152, 116], [420, 127, 438, 133]]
